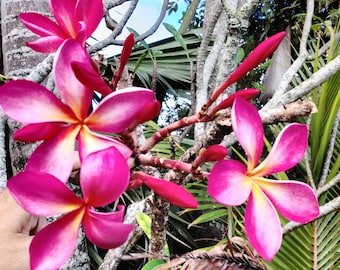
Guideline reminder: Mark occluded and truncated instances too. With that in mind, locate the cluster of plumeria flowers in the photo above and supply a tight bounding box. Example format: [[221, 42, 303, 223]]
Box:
[[0, 0, 319, 269]]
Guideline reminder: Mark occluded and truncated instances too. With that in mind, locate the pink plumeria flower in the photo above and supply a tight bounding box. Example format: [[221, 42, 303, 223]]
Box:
[[0, 40, 154, 182], [8, 147, 134, 270], [208, 98, 319, 260], [19, 0, 103, 53]]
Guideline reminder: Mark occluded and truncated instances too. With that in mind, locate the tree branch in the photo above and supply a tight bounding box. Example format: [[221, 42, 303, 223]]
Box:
[[282, 196, 340, 235], [98, 197, 151, 270], [88, 0, 169, 53], [263, 54, 340, 111], [270, 0, 314, 99], [317, 173, 340, 197], [318, 107, 340, 188]]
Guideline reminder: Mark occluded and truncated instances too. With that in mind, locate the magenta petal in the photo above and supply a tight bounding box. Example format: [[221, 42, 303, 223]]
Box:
[[0, 80, 77, 123], [225, 32, 285, 87], [78, 126, 132, 160], [255, 178, 319, 223], [8, 172, 83, 216], [50, 0, 78, 38], [85, 88, 154, 133], [26, 36, 65, 53], [80, 147, 129, 207], [54, 39, 93, 119], [19, 12, 66, 37], [30, 209, 83, 270], [208, 88, 260, 116], [200, 145, 228, 162], [232, 98, 263, 170], [13, 123, 66, 142], [245, 183, 282, 261], [83, 207, 134, 249], [252, 123, 308, 176], [253, 123, 308, 176], [143, 176, 198, 208], [75, 0, 103, 37], [208, 160, 251, 206], [72, 61, 112, 97], [25, 125, 80, 182]]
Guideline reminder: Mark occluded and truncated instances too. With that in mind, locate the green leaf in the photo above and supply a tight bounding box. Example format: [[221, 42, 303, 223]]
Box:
[[189, 208, 228, 227]]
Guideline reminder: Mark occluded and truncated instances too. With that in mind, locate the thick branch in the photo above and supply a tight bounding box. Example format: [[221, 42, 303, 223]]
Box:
[[263, 54, 340, 111], [271, 0, 314, 98], [88, 0, 169, 53], [282, 196, 340, 235]]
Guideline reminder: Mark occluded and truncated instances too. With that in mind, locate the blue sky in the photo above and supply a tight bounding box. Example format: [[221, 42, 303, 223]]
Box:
[[91, 0, 187, 55]]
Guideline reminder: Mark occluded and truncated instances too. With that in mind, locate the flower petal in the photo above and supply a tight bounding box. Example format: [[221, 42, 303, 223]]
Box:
[[25, 125, 80, 182], [75, 0, 103, 38], [26, 36, 65, 53], [142, 174, 198, 208], [253, 123, 308, 176], [54, 39, 93, 119], [208, 160, 251, 206], [211, 32, 285, 100], [255, 177, 319, 223], [80, 147, 130, 207], [85, 88, 154, 133], [78, 126, 132, 160], [83, 206, 134, 249], [19, 12, 66, 37], [71, 60, 112, 97], [8, 171, 83, 216], [232, 98, 263, 170], [50, 0, 78, 38], [226, 32, 285, 87], [245, 183, 282, 261], [0, 80, 77, 123], [30, 209, 84, 270], [208, 88, 260, 117], [13, 123, 67, 142]]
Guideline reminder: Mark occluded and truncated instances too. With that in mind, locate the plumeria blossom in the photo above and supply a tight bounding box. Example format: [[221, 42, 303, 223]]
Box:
[[19, 0, 103, 53], [7, 147, 134, 270], [208, 98, 319, 260], [0, 40, 155, 182]]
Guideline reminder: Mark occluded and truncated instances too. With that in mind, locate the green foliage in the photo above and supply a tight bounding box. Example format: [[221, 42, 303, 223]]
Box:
[[264, 21, 340, 270]]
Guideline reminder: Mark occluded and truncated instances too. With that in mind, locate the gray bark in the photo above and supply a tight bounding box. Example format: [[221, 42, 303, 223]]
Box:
[[194, 0, 259, 140]]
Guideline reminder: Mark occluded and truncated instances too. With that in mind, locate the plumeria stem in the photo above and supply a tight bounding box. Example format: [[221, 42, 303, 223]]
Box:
[[138, 154, 194, 175], [139, 114, 200, 153]]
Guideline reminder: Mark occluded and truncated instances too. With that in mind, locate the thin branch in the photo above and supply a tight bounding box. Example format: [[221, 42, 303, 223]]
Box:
[[282, 196, 340, 235], [305, 115, 316, 190], [317, 172, 340, 197], [318, 107, 340, 188], [25, 54, 54, 83], [270, 0, 314, 99], [88, 0, 169, 53], [103, 0, 129, 10], [263, 54, 340, 111], [307, 31, 340, 61], [98, 197, 151, 270], [109, 0, 138, 40]]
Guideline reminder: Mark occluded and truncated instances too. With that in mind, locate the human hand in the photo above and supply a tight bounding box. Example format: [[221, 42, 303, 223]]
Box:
[[0, 188, 46, 270]]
